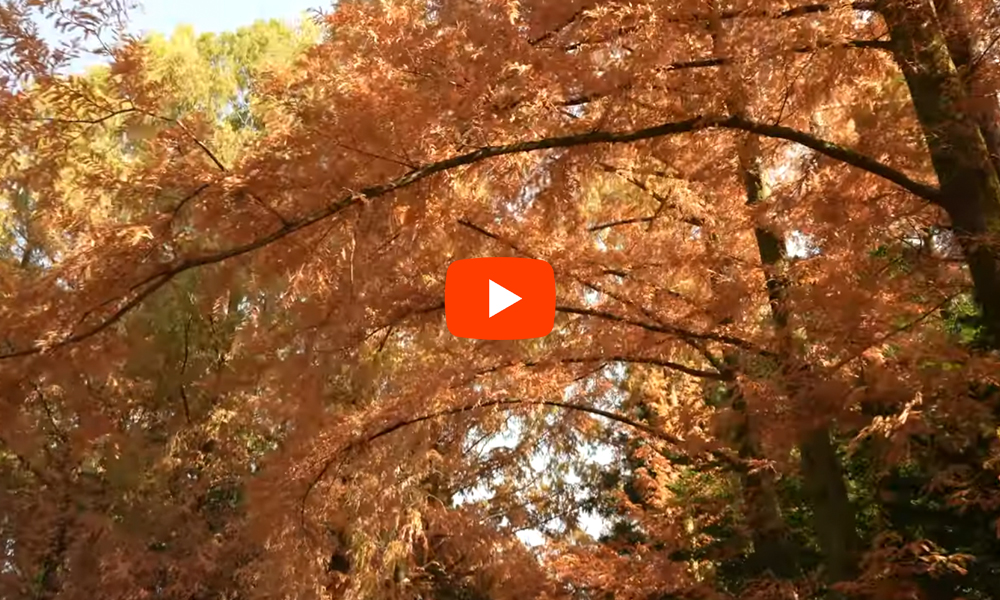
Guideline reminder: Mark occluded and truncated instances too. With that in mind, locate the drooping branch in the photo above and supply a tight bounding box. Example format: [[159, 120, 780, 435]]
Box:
[[528, 5, 589, 46], [300, 396, 745, 529], [1, 113, 939, 360], [594, 162, 705, 228], [0, 434, 52, 485], [588, 215, 659, 231], [564, 354, 726, 379], [456, 218, 530, 255], [473, 354, 728, 381], [364, 398, 682, 446], [454, 219, 745, 355], [1, 271, 175, 360], [33, 104, 291, 225], [826, 292, 959, 374]]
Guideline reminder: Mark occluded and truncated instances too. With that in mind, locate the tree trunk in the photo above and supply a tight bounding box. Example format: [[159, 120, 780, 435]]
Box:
[[710, 11, 860, 582], [734, 139, 801, 577], [743, 138, 862, 582], [931, 0, 1000, 179], [878, 0, 1000, 346], [709, 10, 862, 582], [745, 142, 863, 585], [799, 427, 861, 582]]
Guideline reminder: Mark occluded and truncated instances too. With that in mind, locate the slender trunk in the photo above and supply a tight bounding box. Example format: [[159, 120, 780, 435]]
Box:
[[798, 428, 861, 582], [878, 0, 1000, 346], [732, 139, 801, 578], [707, 11, 848, 581], [33, 484, 71, 600], [711, 10, 861, 583], [745, 139, 862, 584], [730, 386, 799, 577]]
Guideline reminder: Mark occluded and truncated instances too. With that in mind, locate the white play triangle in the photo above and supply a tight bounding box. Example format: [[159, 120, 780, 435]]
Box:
[[488, 279, 521, 318]]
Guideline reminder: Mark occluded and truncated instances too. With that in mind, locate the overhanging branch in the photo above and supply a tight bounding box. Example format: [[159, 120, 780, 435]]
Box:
[[1, 113, 939, 360], [363, 298, 762, 361], [560, 40, 888, 106], [299, 396, 745, 530], [557, 305, 774, 357], [594, 162, 705, 228], [474, 354, 728, 381], [530, 1, 879, 48]]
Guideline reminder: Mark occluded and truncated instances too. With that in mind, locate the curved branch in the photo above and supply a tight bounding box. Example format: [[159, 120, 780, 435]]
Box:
[[2, 113, 938, 360], [1, 272, 174, 360], [558, 355, 726, 380], [365, 398, 682, 445], [299, 397, 744, 530], [557, 305, 774, 357], [363, 299, 763, 361], [474, 354, 728, 381]]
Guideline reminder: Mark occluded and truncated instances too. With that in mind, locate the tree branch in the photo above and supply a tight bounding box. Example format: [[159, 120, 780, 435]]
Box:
[[1, 113, 939, 360], [676, 1, 878, 22], [532, 1, 880, 49], [588, 215, 659, 231], [557, 304, 773, 356], [475, 354, 727, 380], [0, 434, 51, 485], [560, 40, 888, 106], [360, 297, 757, 362], [456, 218, 722, 339], [594, 162, 705, 228], [827, 293, 958, 374], [300, 397, 745, 530]]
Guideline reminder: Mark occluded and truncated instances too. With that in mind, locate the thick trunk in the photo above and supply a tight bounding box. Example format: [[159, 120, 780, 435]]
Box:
[[879, 0, 1000, 345], [931, 0, 1000, 178]]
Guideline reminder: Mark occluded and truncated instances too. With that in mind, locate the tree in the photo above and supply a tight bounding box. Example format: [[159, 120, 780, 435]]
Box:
[[3, 1, 1000, 599]]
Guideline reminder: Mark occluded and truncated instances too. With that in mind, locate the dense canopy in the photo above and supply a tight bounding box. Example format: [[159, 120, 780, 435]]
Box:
[[3, 1, 1000, 599]]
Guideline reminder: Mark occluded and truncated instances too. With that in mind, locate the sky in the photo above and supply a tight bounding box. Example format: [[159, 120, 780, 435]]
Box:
[[39, 0, 329, 73], [124, 0, 327, 36]]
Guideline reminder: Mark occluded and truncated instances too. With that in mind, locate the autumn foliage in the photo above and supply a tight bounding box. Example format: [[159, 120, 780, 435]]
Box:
[[4, 0, 1000, 598]]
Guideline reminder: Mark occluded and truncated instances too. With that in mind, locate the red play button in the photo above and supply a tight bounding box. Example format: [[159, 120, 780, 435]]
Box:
[[445, 257, 555, 340]]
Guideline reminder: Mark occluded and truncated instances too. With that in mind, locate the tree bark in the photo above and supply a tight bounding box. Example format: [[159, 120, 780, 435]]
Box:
[[709, 10, 862, 583], [707, 11, 860, 582], [931, 0, 1000, 179], [798, 427, 861, 582], [879, 0, 1000, 346]]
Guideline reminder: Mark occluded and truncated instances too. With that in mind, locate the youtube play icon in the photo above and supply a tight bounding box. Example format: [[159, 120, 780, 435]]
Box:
[[445, 257, 555, 340]]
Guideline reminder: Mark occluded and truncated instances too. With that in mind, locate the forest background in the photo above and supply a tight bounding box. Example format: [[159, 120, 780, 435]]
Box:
[[3, 1, 1000, 599]]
